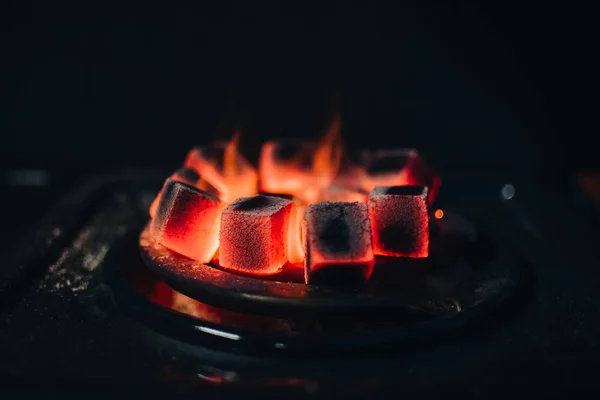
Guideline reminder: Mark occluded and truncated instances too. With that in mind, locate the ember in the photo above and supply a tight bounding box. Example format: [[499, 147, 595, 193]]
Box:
[[149, 167, 202, 218], [258, 140, 314, 196], [184, 133, 258, 203], [302, 201, 374, 284], [259, 111, 342, 204], [219, 195, 295, 275], [151, 180, 222, 263], [147, 124, 440, 285], [368, 185, 430, 258]]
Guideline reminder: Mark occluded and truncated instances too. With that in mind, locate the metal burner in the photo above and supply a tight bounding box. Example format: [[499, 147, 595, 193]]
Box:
[[6, 171, 595, 399], [129, 210, 533, 355]]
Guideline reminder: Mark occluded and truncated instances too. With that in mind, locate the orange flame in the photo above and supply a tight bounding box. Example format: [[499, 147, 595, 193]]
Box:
[[197, 175, 215, 195], [313, 110, 342, 179], [150, 103, 438, 272], [278, 112, 344, 265], [184, 133, 257, 204], [286, 200, 305, 264], [313, 111, 342, 193], [184, 147, 229, 196], [220, 132, 258, 203], [292, 111, 343, 204], [223, 131, 240, 180], [258, 141, 313, 195]]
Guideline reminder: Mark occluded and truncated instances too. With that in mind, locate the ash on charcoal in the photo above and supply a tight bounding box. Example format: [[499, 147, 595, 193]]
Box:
[[371, 185, 427, 196], [302, 202, 374, 285], [149, 168, 204, 218], [151, 180, 222, 263], [231, 195, 280, 212], [219, 195, 294, 275], [369, 185, 429, 258], [318, 216, 351, 254]]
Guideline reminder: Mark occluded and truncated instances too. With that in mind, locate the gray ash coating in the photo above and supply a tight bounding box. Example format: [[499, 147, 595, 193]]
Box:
[[155, 179, 179, 223], [371, 185, 428, 197], [152, 178, 220, 233], [315, 206, 351, 254], [228, 195, 290, 215], [304, 201, 370, 256], [368, 185, 429, 257], [163, 179, 219, 202], [153, 180, 220, 232], [380, 223, 419, 254]]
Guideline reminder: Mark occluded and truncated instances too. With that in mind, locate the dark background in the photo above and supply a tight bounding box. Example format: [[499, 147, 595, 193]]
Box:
[[0, 1, 596, 248]]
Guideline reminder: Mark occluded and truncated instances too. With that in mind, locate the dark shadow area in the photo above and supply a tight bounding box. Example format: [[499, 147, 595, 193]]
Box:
[[2, 1, 593, 255]]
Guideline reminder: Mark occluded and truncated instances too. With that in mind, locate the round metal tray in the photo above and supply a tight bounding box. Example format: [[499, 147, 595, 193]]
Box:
[[138, 213, 531, 320]]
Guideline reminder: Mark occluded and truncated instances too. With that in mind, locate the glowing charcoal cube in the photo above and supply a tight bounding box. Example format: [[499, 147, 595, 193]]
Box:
[[149, 168, 201, 218], [257, 192, 305, 264], [302, 202, 375, 285], [368, 186, 429, 258], [184, 142, 258, 202], [219, 195, 294, 275], [258, 140, 314, 196], [151, 180, 222, 263], [287, 199, 306, 264], [363, 149, 440, 205]]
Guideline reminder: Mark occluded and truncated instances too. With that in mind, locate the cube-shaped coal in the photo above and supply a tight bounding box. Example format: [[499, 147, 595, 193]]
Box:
[[219, 195, 294, 275], [257, 193, 305, 264], [287, 199, 305, 264], [368, 185, 429, 258], [302, 202, 375, 285], [151, 180, 222, 263], [149, 168, 201, 218]]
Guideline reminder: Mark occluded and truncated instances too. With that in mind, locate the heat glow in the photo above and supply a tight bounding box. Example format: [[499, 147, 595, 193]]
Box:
[[148, 117, 440, 278]]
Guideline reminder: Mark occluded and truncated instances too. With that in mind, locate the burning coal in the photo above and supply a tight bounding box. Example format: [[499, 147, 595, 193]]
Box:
[[149, 117, 440, 284]]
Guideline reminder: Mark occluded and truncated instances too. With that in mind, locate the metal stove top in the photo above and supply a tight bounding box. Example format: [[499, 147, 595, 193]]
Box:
[[1, 170, 599, 398]]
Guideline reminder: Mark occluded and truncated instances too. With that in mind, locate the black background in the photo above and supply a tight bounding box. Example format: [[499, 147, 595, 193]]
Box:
[[0, 1, 597, 244]]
